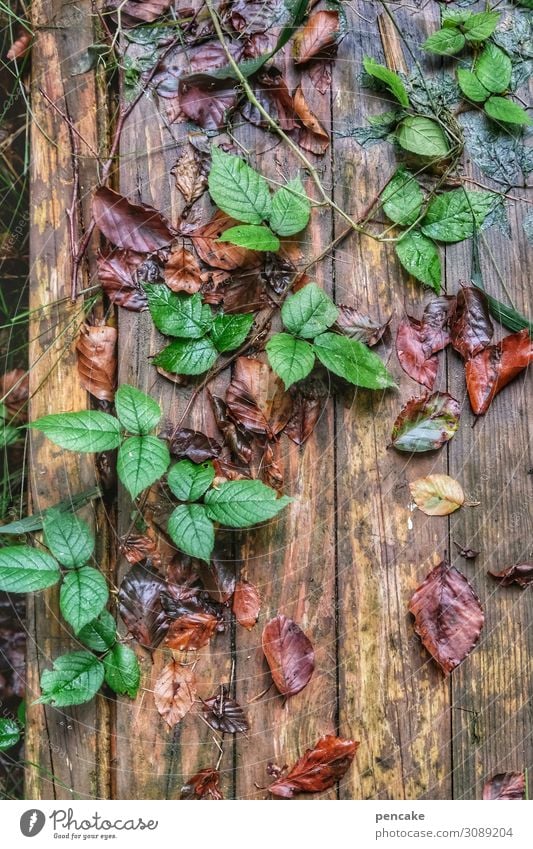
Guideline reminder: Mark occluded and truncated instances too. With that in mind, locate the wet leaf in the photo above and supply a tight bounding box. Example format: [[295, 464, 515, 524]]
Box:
[[293, 85, 330, 154], [97, 248, 148, 311], [179, 80, 238, 131], [396, 296, 455, 389], [262, 614, 314, 697], [284, 379, 327, 445], [191, 210, 260, 270], [93, 187, 174, 252], [180, 768, 223, 800], [233, 579, 261, 629], [164, 246, 202, 294], [164, 609, 219, 650], [391, 392, 461, 453], [119, 531, 161, 568], [76, 323, 117, 402], [154, 660, 196, 727], [118, 563, 169, 649], [450, 287, 493, 360], [409, 474, 464, 516], [408, 561, 484, 674], [483, 772, 525, 800], [167, 428, 221, 463], [465, 329, 533, 415], [488, 563, 533, 589], [268, 735, 358, 798], [226, 357, 292, 437], [201, 688, 249, 734], [293, 11, 340, 65], [242, 68, 297, 131]]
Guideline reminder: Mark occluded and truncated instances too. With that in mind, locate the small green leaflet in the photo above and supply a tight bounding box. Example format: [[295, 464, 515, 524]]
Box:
[[219, 224, 280, 252], [484, 97, 532, 126], [205, 480, 292, 528], [313, 332, 396, 390], [269, 178, 311, 236], [37, 650, 105, 707], [77, 609, 117, 652], [167, 460, 215, 502], [474, 43, 512, 94], [103, 644, 140, 699], [168, 503, 215, 562], [210, 313, 254, 353], [266, 333, 316, 389], [0, 718, 20, 750], [60, 566, 109, 633], [208, 148, 271, 225], [457, 69, 489, 103], [423, 28, 465, 56], [395, 230, 441, 292], [281, 283, 338, 338], [117, 436, 170, 499], [463, 11, 500, 42], [363, 56, 409, 108], [421, 190, 495, 243], [396, 117, 450, 159], [43, 509, 94, 569], [30, 411, 121, 452], [381, 168, 424, 226], [153, 337, 218, 375], [0, 546, 60, 593], [115, 384, 162, 434], [144, 285, 213, 339]]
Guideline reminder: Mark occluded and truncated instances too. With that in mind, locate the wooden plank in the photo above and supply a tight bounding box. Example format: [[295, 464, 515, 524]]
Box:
[[332, 2, 452, 799], [27, 0, 111, 800]]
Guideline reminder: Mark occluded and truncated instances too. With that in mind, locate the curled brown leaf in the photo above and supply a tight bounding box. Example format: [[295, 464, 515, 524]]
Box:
[[268, 735, 358, 798], [97, 248, 148, 311], [483, 772, 525, 800], [488, 563, 533, 589], [450, 287, 493, 360], [293, 85, 330, 155], [201, 688, 249, 734], [76, 323, 117, 403], [293, 11, 340, 65], [180, 767, 223, 800]]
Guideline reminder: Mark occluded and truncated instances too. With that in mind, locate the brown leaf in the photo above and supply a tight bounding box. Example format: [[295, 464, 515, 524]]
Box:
[[179, 81, 238, 131], [488, 563, 533, 588], [165, 610, 219, 651], [119, 531, 161, 569], [0, 368, 29, 423], [409, 474, 464, 516], [167, 427, 221, 463], [93, 187, 174, 253], [201, 688, 249, 734], [464, 329, 533, 415], [97, 248, 148, 311], [118, 563, 169, 649], [335, 305, 391, 347], [210, 393, 253, 466], [242, 69, 297, 131], [307, 60, 332, 95], [450, 287, 493, 360], [262, 614, 315, 697], [396, 296, 455, 389], [7, 31, 32, 61], [106, 0, 171, 25], [293, 11, 340, 65], [408, 561, 484, 674], [164, 246, 202, 293], [75, 323, 117, 402], [483, 772, 525, 800], [154, 660, 196, 727], [172, 144, 208, 204], [233, 580, 261, 629], [226, 357, 293, 438], [198, 558, 236, 603], [268, 735, 358, 798], [293, 85, 330, 155], [284, 378, 328, 446], [454, 541, 480, 560], [191, 210, 259, 270], [391, 392, 461, 453], [180, 768, 223, 800]]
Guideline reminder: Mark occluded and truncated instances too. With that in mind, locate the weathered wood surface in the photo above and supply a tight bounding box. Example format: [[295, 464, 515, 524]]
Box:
[[27, 0, 532, 799]]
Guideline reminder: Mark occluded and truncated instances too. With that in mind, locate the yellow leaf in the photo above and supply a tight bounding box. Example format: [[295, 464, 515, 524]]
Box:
[[409, 474, 465, 516]]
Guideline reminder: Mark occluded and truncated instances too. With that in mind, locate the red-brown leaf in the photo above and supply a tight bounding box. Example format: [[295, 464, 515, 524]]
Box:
[[154, 660, 196, 727], [488, 563, 533, 588], [242, 69, 297, 131], [179, 81, 238, 131], [483, 772, 525, 800], [233, 580, 261, 629], [167, 427, 221, 463], [335, 305, 391, 347], [0, 368, 29, 423], [226, 357, 292, 438], [93, 187, 174, 253], [465, 329, 533, 415], [191, 210, 259, 270], [396, 296, 455, 389], [119, 531, 161, 569], [408, 561, 484, 675], [165, 610, 219, 651], [180, 768, 223, 800], [118, 563, 169, 649], [201, 689, 249, 734], [450, 287, 493, 360], [164, 245, 202, 293], [293, 85, 330, 155], [293, 11, 340, 65], [268, 735, 358, 798], [262, 614, 315, 697], [97, 248, 148, 311], [75, 323, 117, 402], [172, 145, 207, 204], [106, 0, 171, 24], [7, 31, 32, 61]]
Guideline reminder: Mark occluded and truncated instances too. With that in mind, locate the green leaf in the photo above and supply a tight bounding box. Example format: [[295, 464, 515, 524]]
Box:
[[423, 28, 465, 56], [30, 411, 121, 452], [0, 488, 101, 536], [77, 609, 117, 652], [43, 509, 94, 568], [395, 230, 441, 292], [281, 283, 338, 339], [167, 503, 215, 562], [205, 480, 292, 528], [313, 332, 396, 390], [391, 392, 460, 453], [363, 56, 409, 107], [266, 333, 315, 389], [0, 546, 60, 592], [381, 168, 424, 226], [0, 718, 20, 750], [37, 651, 105, 707], [421, 189, 496, 243], [144, 285, 213, 339], [60, 566, 109, 633], [115, 384, 162, 434], [208, 148, 271, 224], [167, 460, 215, 501], [103, 643, 140, 699], [269, 178, 311, 236], [457, 68, 489, 103], [0, 423, 19, 448], [218, 224, 280, 252], [396, 117, 450, 159], [484, 96, 532, 126], [463, 11, 500, 43], [117, 436, 170, 499], [475, 43, 512, 94], [210, 313, 254, 353], [152, 337, 218, 375]]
